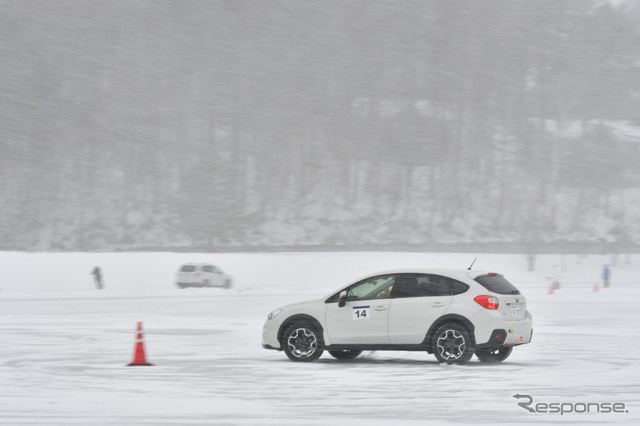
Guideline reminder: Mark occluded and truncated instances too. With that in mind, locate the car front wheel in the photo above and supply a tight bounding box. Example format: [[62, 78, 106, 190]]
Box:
[[283, 323, 323, 362], [432, 323, 475, 364], [328, 349, 362, 360], [475, 346, 513, 362]]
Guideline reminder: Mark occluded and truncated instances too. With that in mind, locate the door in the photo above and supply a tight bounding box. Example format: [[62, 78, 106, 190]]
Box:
[[387, 274, 454, 344], [324, 275, 395, 344], [202, 264, 223, 286], [325, 299, 391, 344]]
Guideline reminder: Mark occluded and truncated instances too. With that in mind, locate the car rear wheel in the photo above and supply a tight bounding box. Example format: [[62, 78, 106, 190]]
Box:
[[432, 323, 475, 364], [283, 323, 323, 362], [223, 279, 232, 289], [475, 346, 513, 362], [328, 349, 362, 360]]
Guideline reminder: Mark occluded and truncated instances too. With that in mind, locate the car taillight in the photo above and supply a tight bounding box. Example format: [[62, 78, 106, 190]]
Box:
[[474, 295, 499, 310]]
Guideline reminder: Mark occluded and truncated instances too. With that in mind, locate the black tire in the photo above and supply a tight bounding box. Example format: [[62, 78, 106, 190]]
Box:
[[432, 323, 475, 364], [475, 346, 513, 363], [329, 349, 362, 360], [282, 323, 323, 362], [203, 280, 210, 287], [223, 279, 232, 289]]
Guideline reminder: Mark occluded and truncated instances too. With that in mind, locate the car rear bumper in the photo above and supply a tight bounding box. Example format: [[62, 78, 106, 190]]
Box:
[[503, 316, 533, 346], [474, 310, 533, 347]]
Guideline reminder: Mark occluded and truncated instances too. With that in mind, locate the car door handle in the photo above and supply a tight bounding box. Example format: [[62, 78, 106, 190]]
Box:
[[373, 305, 388, 311], [431, 302, 445, 307]]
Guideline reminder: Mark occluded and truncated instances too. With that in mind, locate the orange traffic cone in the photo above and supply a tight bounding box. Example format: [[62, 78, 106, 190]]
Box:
[[127, 321, 154, 366]]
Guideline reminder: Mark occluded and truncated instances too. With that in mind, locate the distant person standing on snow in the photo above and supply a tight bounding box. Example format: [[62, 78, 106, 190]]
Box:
[[91, 266, 104, 289], [602, 264, 611, 288]]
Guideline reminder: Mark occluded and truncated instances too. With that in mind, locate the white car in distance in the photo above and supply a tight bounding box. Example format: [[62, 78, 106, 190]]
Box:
[[175, 263, 233, 289], [262, 268, 532, 363]]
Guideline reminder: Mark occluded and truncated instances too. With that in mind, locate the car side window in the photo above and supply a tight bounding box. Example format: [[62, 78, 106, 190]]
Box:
[[327, 275, 395, 303], [427, 275, 470, 296], [388, 274, 470, 298], [202, 265, 213, 273], [390, 274, 432, 298], [450, 280, 469, 295], [348, 276, 395, 301]]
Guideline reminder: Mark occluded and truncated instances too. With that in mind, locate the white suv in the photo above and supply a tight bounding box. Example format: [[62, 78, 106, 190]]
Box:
[[175, 263, 233, 289], [262, 269, 532, 363]]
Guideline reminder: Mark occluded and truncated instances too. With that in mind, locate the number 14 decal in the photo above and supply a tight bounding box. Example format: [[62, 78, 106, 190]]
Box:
[[353, 305, 370, 320]]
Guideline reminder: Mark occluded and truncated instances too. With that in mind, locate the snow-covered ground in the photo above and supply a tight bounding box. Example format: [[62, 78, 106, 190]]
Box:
[[1, 251, 638, 425]]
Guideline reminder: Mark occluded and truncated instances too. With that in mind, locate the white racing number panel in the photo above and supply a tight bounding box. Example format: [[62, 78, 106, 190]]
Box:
[[352, 305, 370, 320]]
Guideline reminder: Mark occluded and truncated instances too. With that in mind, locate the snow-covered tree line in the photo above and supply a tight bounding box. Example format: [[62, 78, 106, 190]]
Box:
[[1, 0, 640, 251]]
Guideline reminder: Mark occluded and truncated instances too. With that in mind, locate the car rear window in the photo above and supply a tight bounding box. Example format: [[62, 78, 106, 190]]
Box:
[[180, 265, 197, 272], [474, 274, 520, 295]]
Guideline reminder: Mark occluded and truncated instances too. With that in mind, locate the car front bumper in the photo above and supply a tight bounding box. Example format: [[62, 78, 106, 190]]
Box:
[[262, 318, 283, 350]]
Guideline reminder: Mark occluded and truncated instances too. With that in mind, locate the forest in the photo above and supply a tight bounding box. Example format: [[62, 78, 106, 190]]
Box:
[[2, 0, 640, 252]]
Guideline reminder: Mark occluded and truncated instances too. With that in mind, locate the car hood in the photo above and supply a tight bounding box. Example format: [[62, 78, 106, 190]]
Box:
[[276, 298, 320, 312]]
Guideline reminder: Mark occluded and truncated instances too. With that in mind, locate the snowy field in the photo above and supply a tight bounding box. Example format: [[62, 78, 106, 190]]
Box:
[[1, 251, 639, 425]]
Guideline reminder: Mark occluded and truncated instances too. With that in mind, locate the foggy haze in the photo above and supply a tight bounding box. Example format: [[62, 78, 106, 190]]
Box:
[[2, 0, 640, 252]]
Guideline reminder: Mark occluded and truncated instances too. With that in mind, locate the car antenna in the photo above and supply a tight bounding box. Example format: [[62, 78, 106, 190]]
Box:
[[467, 258, 477, 270]]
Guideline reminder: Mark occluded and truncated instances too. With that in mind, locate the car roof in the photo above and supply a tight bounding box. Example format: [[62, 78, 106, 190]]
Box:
[[321, 268, 493, 299], [351, 268, 496, 282], [179, 263, 218, 269]]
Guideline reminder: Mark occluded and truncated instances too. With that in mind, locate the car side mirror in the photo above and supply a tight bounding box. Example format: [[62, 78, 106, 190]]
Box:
[[338, 291, 347, 307]]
